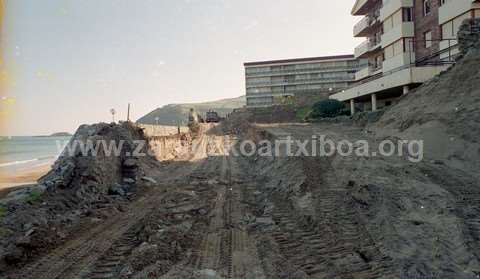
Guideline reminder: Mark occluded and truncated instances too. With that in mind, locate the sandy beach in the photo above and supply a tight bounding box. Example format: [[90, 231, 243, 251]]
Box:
[[0, 164, 51, 198]]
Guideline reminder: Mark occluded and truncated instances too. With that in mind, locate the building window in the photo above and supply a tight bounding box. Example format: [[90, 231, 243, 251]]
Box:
[[403, 7, 413, 22], [424, 31, 432, 48], [423, 0, 431, 16]]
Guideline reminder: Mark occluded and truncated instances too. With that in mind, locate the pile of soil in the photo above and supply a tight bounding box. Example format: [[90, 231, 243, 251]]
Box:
[[372, 18, 480, 175], [0, 122, 157, 272]]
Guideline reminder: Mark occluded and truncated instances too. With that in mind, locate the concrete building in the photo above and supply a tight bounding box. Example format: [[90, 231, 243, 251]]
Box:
[[331, 0, 480, 113], [244, 55, 364, 108]]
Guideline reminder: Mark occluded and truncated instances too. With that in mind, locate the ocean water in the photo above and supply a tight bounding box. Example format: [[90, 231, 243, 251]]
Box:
[[0, 136, 71, 173]]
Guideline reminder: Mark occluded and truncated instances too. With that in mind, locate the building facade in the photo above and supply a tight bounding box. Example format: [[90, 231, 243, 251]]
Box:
[[244, 55, 364, 108], [331, 0, 480, 113]]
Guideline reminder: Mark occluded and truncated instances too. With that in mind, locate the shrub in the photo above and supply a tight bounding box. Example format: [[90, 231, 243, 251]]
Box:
[[0, 205, 5, 218], [310, 99, 348, 119], [25, 191, 43, 203], [296, 106, 312, 122]]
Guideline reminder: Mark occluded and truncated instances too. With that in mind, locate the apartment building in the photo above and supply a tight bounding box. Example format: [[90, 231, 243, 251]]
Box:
[[244, 55, 364, 108], [331, 0, 480, 113]]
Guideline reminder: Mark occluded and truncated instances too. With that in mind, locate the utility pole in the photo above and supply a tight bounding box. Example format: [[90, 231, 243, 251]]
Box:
[[127, 103, 131, 122]]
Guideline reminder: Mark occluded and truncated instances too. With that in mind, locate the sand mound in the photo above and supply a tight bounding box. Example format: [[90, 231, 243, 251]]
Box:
[[372, 19, 480, 174]]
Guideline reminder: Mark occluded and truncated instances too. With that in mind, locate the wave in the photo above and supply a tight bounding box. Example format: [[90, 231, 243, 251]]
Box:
[[0, 156, 55, 168]]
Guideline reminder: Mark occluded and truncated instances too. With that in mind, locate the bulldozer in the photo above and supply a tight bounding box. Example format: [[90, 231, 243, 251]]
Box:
[[205, 110, 221, 123]]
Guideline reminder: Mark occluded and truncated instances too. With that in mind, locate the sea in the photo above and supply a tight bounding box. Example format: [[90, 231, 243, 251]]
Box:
[[0, 136, 72, 174]]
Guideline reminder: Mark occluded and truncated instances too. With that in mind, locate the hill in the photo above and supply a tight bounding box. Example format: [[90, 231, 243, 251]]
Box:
[[136, 96, 245, 125]]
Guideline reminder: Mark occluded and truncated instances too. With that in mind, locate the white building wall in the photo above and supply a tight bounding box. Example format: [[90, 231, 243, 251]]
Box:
[[380, 0, 413, 21]]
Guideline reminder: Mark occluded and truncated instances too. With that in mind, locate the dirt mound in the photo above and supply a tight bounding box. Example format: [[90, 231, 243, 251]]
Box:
[[372, 20, 480, 175], [0, 122, 157, 272]]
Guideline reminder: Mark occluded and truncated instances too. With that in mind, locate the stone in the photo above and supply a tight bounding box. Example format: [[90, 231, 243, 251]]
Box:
[[108, 184, 127, 196], [25, 229, 35, 237], [123, 178, 136, 184], [194, 269, 222, 279], [255, 217, 274, 225], [4, 245, 24, 264], [123, 159, 138, 168], [141, 176, 157, 184], [15, 236, 32, 247]]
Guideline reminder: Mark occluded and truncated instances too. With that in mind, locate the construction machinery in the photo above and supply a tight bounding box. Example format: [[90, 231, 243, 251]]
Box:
[[205, 110, 221, 123]]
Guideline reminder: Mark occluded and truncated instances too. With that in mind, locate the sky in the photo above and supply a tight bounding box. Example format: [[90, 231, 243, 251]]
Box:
[[0, 0, 362, 136]]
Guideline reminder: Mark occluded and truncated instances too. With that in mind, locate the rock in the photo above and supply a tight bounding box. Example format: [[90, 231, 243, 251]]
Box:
[[123, 178, 136, 184], [108, 184, 127, 196], [141, 176, 157, 184], [25, 229, 35, 237], [4, 245, 24, 264], [252, 217, 275, 229], [123, 159, 138, 168], [57, 231, 67, 239], [194, 269, 222, 279], [15, 236, 32, 247], [23, 223, 33, 231]]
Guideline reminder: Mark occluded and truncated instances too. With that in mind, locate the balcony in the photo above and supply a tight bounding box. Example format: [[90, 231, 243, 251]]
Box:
[[355, 65, 382, 81], [355, 66, 373, 81], [354, 38, 382, 58], [354, 16, 371, 37], [383, 52, 415, 73], [352, 0, 380, 16], [380, 0, 413, 21], [353, 13, 381, 37], [439, 0, 480, 25], [381, 22, 414, 47]]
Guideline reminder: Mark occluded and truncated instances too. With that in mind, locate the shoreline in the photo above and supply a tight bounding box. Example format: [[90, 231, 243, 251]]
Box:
[[0, 164, 51, 198]]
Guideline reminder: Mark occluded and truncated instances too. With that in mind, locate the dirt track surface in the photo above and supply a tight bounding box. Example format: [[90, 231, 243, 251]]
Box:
[[4, 119, 480, 279]]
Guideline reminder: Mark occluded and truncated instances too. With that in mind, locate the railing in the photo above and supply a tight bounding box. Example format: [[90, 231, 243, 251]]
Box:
[[354, 36, 382, 57], [246, 76, 355, 87], [342, 38, 460, 92], [245, 65, 362, 77], [408, 38, 459, 65], [248, 88, 350, 98]]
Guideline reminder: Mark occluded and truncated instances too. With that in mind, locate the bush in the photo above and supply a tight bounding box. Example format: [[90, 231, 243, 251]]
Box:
[[25, 191, 43, 203], [310, 99, 348, 119], [0, 205, 5, 218], [296, 106, 312, 122]]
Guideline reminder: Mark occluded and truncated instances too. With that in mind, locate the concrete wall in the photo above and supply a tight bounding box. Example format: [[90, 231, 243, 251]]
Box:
[[138, 124, 189, 137]]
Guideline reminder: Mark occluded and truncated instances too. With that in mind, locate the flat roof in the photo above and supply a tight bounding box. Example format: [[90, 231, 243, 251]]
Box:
[[244, 54, 355, 67]]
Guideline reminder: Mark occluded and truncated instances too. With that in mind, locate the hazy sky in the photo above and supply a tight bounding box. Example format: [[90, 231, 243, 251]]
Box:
[[1, 0, 362, 136]]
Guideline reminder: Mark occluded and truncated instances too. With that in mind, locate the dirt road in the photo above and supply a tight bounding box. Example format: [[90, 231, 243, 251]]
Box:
[[7, 131, 266, 279], [7, 121, 480, 278]]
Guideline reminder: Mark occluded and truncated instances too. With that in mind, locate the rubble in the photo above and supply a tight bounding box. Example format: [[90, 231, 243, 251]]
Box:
[[0, 122, 158, 272]]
